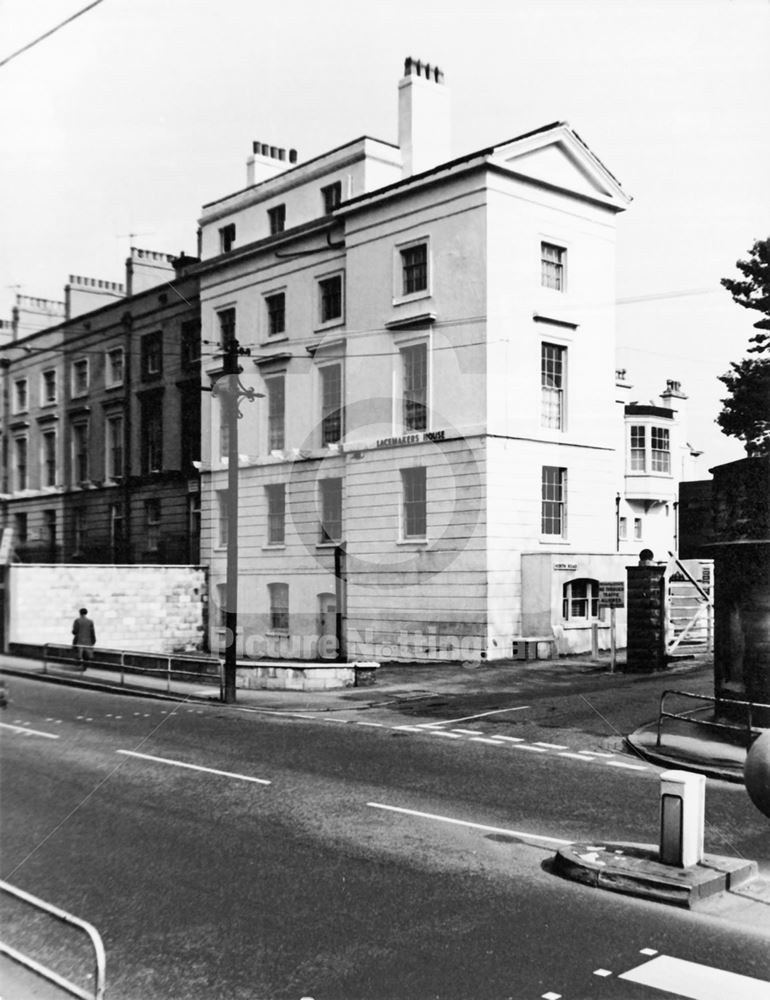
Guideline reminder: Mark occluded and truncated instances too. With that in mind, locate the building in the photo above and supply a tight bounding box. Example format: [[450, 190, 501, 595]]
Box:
[[0, 249, 202, 565], [196, 57, 698, 662]]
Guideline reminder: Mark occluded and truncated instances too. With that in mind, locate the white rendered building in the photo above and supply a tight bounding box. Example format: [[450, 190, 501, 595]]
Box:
[[197, 58, 691, 662]]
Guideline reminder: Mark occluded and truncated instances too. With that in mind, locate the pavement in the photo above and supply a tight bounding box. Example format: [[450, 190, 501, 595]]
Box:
[[2, 647, 769, 928]]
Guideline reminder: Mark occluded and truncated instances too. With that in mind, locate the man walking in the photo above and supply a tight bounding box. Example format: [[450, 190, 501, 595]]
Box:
[[72, 608, 96, 670]]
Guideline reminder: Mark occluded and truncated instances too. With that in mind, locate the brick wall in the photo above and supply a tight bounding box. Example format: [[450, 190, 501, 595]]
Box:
[[8, 564, 207, 653]]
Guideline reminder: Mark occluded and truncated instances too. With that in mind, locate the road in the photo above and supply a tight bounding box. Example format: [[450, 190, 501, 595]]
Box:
[[1, 676, 769, 1000]]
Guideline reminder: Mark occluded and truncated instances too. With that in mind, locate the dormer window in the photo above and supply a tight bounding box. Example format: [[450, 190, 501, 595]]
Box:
[[268, 204, 286, 235], [321, 181, 342, 214]]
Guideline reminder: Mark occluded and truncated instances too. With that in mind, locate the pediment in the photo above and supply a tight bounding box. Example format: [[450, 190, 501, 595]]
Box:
[[491, 124, 630, 209]]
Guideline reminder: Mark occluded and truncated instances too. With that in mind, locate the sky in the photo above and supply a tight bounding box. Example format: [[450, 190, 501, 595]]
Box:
[[1, 0, 768, 470]]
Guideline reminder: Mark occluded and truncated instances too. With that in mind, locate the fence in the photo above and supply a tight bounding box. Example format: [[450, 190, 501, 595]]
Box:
[[0, 880, 105, 1000], [656, 689, 769, 749]]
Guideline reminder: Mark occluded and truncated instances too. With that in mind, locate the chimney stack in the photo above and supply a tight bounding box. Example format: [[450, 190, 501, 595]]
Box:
[[398, 56, 451, 178], [247, 141, 298, 186]]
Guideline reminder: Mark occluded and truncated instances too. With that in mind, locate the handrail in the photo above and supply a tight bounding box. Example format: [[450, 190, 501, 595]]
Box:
[[656, 688, 769, 748], [40, 642, 222, 696], [0, 880, 106, 1000]]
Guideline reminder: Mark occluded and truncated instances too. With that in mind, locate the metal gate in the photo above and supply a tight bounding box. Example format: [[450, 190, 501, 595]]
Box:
[[665, 555, 714, 656]]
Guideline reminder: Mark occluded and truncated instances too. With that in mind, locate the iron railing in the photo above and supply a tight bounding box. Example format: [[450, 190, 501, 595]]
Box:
[[656, 688, 769, 748], [39, 642, 222, 696], [0, 880, 106, 1000]]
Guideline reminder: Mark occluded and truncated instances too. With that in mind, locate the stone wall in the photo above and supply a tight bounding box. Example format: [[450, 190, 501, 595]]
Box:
[[8, 564, 207, 654]]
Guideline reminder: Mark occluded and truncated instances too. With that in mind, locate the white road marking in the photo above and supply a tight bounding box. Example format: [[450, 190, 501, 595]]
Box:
[[507, 743, 548, 753], [579, 750, 615, 758], [594, 968, 613, 977], [558, 752, 595, 761], [620, 955, 770, 1000], [428, 730, 463, 738], [425, 705, 530, 727], [533, 742, 568, 749], [356, 721, 385, 728], [606, 761, 648, 771], [640, 948, 658, 956], [469, 736, 506, 746], [116, 750, 271, 784], [392, 725, 424, 732], [0, 721, 59, 740], [542, 991, 562, 999], [450, 728, 484, 735], [489, 734, 525, 743], [367, 802, 572, 845]]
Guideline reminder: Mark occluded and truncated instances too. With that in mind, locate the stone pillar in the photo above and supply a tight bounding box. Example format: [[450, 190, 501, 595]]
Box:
[[710, 456, 770, 725], [626, 565, 667, 672]]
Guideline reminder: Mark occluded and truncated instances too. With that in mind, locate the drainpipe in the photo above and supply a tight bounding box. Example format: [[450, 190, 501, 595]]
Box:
[[122, 312, 133, 561], [615, 492, 621, 553]]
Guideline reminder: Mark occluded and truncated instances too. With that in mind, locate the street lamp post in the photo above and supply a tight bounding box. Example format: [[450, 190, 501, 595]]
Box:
[[211, 337, 261, 704]]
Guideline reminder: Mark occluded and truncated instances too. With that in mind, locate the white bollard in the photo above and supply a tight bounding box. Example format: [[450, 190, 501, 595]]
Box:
[[659, 769, 705, 868]]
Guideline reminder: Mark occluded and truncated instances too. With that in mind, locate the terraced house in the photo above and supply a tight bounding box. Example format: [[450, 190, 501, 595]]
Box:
[[197, 57, 694, 663], [0, 250, 202, 566]]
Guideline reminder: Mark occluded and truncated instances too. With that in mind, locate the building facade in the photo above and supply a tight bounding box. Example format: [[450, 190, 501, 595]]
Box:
[[194, 58, 700, 662], [0, 250, 202, 566]]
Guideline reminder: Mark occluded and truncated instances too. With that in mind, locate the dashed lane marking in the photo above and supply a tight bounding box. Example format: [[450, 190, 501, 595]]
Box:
[[116, 750, 271, 784], [0, 721, 59, 740], [558, 751, 595, 761], [506, 743, 548, 753], [606, 761, 648, 771], [367, 802, 572, 845], [427, 730, 463, 739], [593, 968, 613, 977], [533, 741, 568, 749]]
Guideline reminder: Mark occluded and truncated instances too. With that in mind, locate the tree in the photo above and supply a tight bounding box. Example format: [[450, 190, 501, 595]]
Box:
[[717, 237, 770, 456]]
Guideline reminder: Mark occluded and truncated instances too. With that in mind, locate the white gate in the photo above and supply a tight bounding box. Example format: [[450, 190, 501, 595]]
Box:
[[665, 555, 714, 656]]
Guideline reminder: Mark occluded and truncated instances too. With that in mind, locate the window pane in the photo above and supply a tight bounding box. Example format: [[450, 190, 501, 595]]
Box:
[[651, 427, 671, 473], [266, 293, 285, 336], [630, 425, 646, 472], [266, 484, 285, 544], [321, 364, 343, 444], [269, 582, 289, 631], [541, 466, 566, 535], [267, 376, 285, 451], [541, 343, 565, 429], [402, 467, 427, 537], [320, 276, 342, 322], [541, 242, 565, 290], [401, 244, 428, 295], [402, 343, 427, 431], [320, 478, 342, 542]]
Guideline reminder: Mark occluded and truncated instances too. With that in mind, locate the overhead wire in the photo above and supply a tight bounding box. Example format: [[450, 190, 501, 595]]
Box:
[[0, 0, 107, 69]]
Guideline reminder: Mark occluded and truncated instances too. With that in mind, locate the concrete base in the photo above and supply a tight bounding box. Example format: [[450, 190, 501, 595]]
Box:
[[235, 660, 380, 691], [553, 841, 757, 909]]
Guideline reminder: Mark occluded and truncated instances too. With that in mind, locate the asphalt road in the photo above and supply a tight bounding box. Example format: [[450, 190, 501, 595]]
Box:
[[1, 677, 769, 1000]]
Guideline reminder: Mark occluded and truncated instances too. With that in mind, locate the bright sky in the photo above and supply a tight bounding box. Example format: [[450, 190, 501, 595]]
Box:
[[1, 0, 768, 469]]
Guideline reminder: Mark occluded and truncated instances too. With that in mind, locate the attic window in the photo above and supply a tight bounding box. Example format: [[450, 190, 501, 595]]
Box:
[[541, 242, 565, 291], [321, 182, 342, 215], [219, 223, 236, 253]]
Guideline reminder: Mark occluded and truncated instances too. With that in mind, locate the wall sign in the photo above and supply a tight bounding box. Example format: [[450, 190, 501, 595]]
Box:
[[376, 429, 446, 448]]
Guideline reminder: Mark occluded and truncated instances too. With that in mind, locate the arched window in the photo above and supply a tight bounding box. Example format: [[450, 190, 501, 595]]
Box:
[[562, 578, 599, 621]]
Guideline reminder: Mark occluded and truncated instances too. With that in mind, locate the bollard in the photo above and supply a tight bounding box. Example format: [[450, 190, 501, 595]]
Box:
[[659, 769, 705, 868]]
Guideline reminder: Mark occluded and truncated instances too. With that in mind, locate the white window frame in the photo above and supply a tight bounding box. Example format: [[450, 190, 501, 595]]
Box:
[[321, 181, 342, 215], [541, 241, 567, 292], [268, 582, 289, 633], [13, 377, 28, 414], [266, 374, 285, 452], [265, 483, 286, 546], [106, 347, 125, 388], [219, 222, 236, 253], [562, 579, 599, 622], [263, 289, 287, 339], [41, 429, 57, 488], [71, 358, 89, 397], [541, 342, 567, 431], [319, 362, 344, 446], [394, 237, 431, 304], [14, 435, 28, 491], [541, 466, 567, 539], [41, 369, 57, 406], [316, 270, 345, 328], [401, 466, 427, 540], [400, 340, 429, 433], [105, 414, 124, 480], [651, 426, 671, 474]]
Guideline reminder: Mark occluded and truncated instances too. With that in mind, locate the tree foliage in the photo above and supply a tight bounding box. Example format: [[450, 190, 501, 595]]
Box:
[[717, 237, 770, 456]]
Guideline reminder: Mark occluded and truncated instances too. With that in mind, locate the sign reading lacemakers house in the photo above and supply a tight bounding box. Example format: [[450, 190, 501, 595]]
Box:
[[376, 429, 446, 448], [598, 581, 625, 608]]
